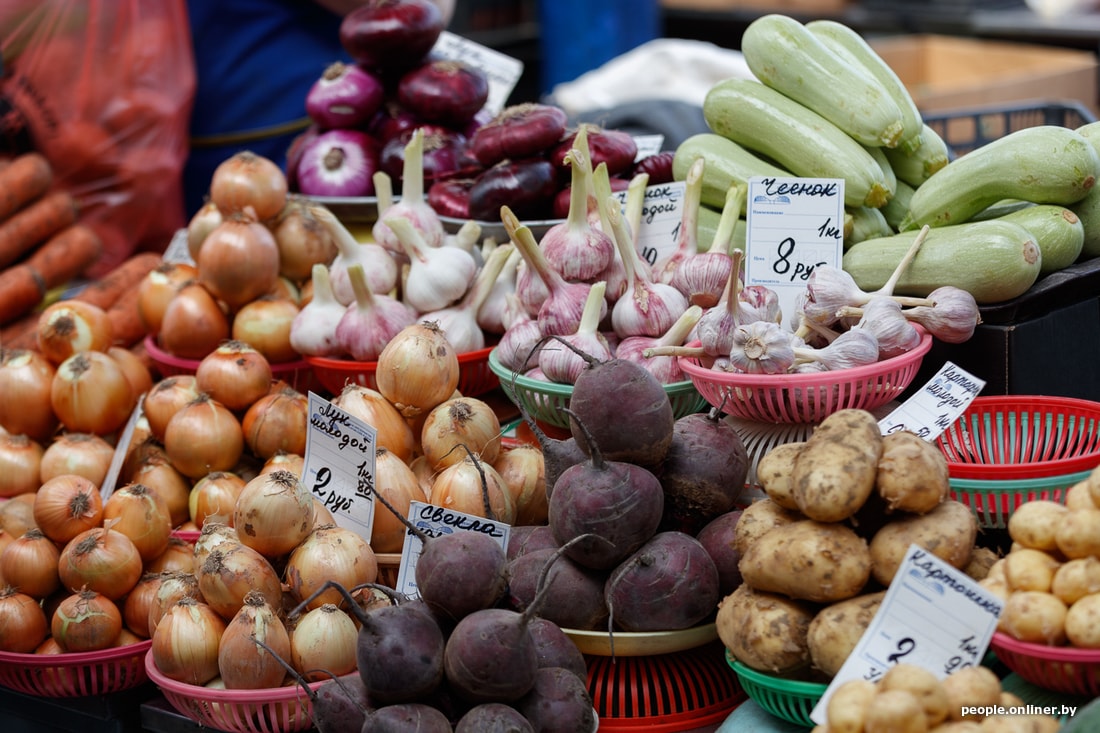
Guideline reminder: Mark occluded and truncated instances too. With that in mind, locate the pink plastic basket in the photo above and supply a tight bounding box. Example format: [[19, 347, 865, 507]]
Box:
[[0, 640, 152, 697], [677, 328, 933, 423], [145, 649, 323, 733], [305, 344, 499, 398], [144, 336, 322, 395], [990, 632, 1100, 697]]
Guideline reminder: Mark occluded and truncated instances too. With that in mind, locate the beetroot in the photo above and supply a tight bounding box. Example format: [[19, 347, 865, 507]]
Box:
[[507, 524, 560, 561], [515, 667, 597, 733], [506, 547, 609, 631], [605, 531, 721, 632], [528, 617, 588, 681], [444, 605, 541, 703], [696, 509, 745, 597], [361, 703, 454, 732], [311, 674, 374, 733], [455, 703, 534, 733], [355, 595, 447, 704], [415, 530, 509, 624]]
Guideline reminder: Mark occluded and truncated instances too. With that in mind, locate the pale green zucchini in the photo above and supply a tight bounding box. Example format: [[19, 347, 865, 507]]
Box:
[[1072, 121, 1100, 257], [845, 206, 893, 249], [806, 19, 924, 153], [741, 14, 904, 148], [702, 78, 892, 208], [989, 204, 1084, 274], [842, 220, 1042, 304], [672, 133, 788, 213], [899, 125, 1100, 231], [883, 124, 949, 188], [864, 144, 897, 201], [879, 179, 915, 231]]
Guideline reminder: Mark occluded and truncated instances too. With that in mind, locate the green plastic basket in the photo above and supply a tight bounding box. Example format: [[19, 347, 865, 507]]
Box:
[[487, 347, 708, 430], [725, 652, 827, 728], [949, 468, 1092, 529]]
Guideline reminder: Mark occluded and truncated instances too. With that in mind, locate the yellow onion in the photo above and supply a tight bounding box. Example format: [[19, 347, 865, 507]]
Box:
[[233, 470, 314, 558], [58, 525, 144, 600], [0, 587, 48, 652], [290, 604, 358, 680], [0, 527, 61, 599], [218, 589, 291, 689], [189, 471, 246, 529], [332, 384, 416, 463], [151, 596, 226, 685], [0, 494, 38, 539], [51, 588, 123, 652], [102, 482, 173, 562], [370, 448, 426, 553], [163, 394, 244, 480], [39, 432, 115, 487], [0, 433, 44, 498], [34, 474, 104, 545], [122, 572, 163, 639], [195, 340, 274, 413], [492, 445, 548, 526], [145, 536, 197, 575], [242, 387, 308, 459], [147, 570, 200, 637], [260, 451, 305, 477], [193, 522, 241, 569], [374, 321, 460, 419], [285, 524, 377, 611], [129, 448, 193, 529], [429, 455, 516, 524], [142, 375, 201, 442], [420, 396, 502, 471], [197, 542, 283, 621], [408, 455, 436, 499]]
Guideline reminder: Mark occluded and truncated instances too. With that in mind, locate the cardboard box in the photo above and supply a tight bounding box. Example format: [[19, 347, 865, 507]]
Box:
[[869, 34, 1099, 118]]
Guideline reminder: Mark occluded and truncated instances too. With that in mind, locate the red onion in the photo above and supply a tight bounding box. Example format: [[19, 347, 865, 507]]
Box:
[[380, 125, 471, 184], [469, 103, 569, 167], [296, 129, 380, 198], [427, 177, 475, 220], [339, 0, 444, 72], [550, 124, 638, 178], [369, 100, 420, 145], [468, 159, 558, 222], [398, 60, 490, 127], [633, 151, 676, 184], [285, 125, 320, 191], [305, 62, 385, 130]]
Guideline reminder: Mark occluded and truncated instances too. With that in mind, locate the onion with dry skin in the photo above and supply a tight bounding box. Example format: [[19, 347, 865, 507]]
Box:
[[147, 571, 201, 637], [233, 470, 315, 558], [375, 321, 460, 419], [151, 595, 227, 685], [158, 282, 230, 360], [137, 261, 199, 333], [420, 396, 502, 471], [51, 588, 123, 652], [0, 433, 44, 498], [34, 474, 104, 545], [163, 394, 245, 480], [0, 348, 58, 441], [40, 432, 115, 490], [197, 542, 283, 621], [492, 444, 548, 526], [145, 536, 196, 575], [189, 471, 246, 529], [242, 387, 308, 459], [290, 604, 358, 679], [0, 587, 49, 652], [58, 525, 144, 600], [129, 449, 193, 529], [0, 527, 61, 599], [370, 448, 425, 553], [231, 296, 301, 364], [429, 455, 516, 524], [284, 524, 377, 610], [36, 300, 113, 366], [332, 383, 417, 463], [142, 376, 201, 442], [50, 351, 135, 436], [122, 572, 163, 639], [195, 341, 274, 413], [218, 589, 291, 689], [0, 494, 37, 540], [102, 482, 173, 562]]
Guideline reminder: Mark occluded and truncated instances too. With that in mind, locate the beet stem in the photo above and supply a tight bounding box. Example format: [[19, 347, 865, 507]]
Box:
[[561, 407, 605, 471]]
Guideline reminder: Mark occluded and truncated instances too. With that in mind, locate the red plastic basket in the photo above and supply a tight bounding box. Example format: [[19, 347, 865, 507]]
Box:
[[305, 344, 499, 398], [990, 632, 1100, 697], [677, 328, 933, 424], [144, 336, 323, 395], [145, 649, 323, 733], [935, 395, 1100, 480], [0, 640, 152, 697]]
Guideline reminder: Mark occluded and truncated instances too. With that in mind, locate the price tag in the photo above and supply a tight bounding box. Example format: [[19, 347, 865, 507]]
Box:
[[99, 399, 145, 501], [744, 176, 846, 324], [878, 362, 985, 441], [300, 392, 378, 542], [432, 31, 524, 116], [612, 180, 686, 267], [632, 134, 665, 162], [163, 228, 195, 266], [393, 500, 511, 599], [809, 544, 1004, 725]]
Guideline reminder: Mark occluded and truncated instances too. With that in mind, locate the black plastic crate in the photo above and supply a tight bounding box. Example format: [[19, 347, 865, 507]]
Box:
[[924, 100, 1097, 157]]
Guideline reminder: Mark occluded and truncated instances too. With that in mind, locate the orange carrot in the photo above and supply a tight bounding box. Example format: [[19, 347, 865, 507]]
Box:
[[105, 284, 146, 348], [25, 223, 103, 291], [0, 311, 39, 350], [0, 190, 78, 269], [0, 153, 53, 223], [72, 251, 163, 311], [0, 265, 45, 328]]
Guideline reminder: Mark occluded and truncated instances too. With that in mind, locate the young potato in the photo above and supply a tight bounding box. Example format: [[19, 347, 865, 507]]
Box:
[[880, 663, 949, 728], [876, 430, 950, 514], [998, 590, 1068, 645], [979, 575, 1010, 601], [732, 497, 803, 557], [1051, 556, 1100, 605], [1002, 548, 1061, 593], [739, 519, 872, 603], [792, 408, 884, 523], [1087, 463, 1100, 508], [1065, 592, 1100, 648], [756, 441, 804, 511], [717, 584, 815, 675], [865, 689, 929, 733], [869, 501, 977, 587], [1055, 508, 1100, 559], [1065, 479, 1097, 511], [1007, 500, 1068, 552], [941, 666, 1002, 721], [963, 546, 1000, 581], [826, 678, 878, 733], [807, 591, 886, 679]]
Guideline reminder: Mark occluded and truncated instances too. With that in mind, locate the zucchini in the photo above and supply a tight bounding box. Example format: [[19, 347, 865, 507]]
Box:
[[985, 204, 1084, 274], [900, 125, 1100, 231], [864, 144, 897, 201], [845, 206, 893, 249], [672, 133, 788, 213], [842, 219, 1042, 304], [703, 77, 892, 208], [883, 124, 950, 188], [1072, 121, 1100, 258], [741, 15, 904, 148], [806, 19, 924, 153], [880, 179, 915, 231]]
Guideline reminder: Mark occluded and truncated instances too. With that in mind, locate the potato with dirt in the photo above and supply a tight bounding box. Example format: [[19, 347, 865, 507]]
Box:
[[731, 497, 802, 557], [756, 441, 804, 511], [998, 590, 1068, 645], [869, 500, 977, 586], [740, 519, 872, 603], [1055, 507, 1100, 559], [1065, 592, 1100, 648], [791, 409, 884, 523], [1007, 500, 1068, 552], [807, 591, 886, 679], [717, 584, 815, 676], [875, 429, 950, 514]]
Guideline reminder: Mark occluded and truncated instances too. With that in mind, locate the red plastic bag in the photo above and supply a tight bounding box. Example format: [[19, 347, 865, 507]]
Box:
[[1, 0, 195, 277]]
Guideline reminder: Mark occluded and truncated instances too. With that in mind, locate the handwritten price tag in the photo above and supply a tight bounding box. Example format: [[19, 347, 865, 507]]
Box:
[[300, 392, 378, 542], [612, 180, 685, 267], [878, 362, 985, 441], [810, 544, 1003, 725], [432, 31, 523, 116], [394, 500, 511, 599], [745, 176, 845, 324]]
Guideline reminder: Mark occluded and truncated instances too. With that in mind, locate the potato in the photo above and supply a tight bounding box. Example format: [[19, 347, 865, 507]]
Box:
[[998, 590, 1068, 645], [979, 576, 1009, 601], [869, 501, 978, 586], [740, 519, 872, 603], [876, 430, 950, 514], [807, 591, 886, 679], [1007, 500, 1068, 552], [941, 665, 1002, 721], [1065, 592, 1100, 647], [930, 724, 983, 733], [717, 584, 815, 675], [826, 678, 877, 733], [979, 714, 1061, 733], [1055, 508, 1100, 559], [985, 558, 1007, 585], [881, 663, 949, 727], [1088, 463, 1100, 507], [865, 689, 928, 733], [756, 441, 804, 511], [1065, 479, 1096, 511], [1002, 548, 1061, 593], [963, 546, 1000, 581], [732, 497, 802, 557], [791, 408, 884, 523], [1051, 556, 1100, 605]]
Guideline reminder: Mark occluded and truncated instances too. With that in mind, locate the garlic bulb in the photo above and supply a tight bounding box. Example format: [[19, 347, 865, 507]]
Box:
[[335, 263, 418, 361], [495, 294, 545, 373], [693, 249, 755, 357], [727, 320, 796, 375], [836, 296, 922, 359], [289, 263, 344, 357], [477, 245, 521, 335], [672, 183, 746, 308], [312, 204, 398, 306], [791, 328, 880, 371], [387, 215, 478, 313], [538, 281, 611, 385], [898, 286, 981, 344], [619, 305, 703, 383], [420, 243, 515, 353], [372, 128, 446, 253], [652, 156, 704, 285], [539, 147, 615, 282]]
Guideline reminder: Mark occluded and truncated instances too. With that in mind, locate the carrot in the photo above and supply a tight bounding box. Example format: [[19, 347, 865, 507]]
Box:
[[0, 152, 53, 223], [105, 284, 146, 348], [72, 251, 163, 311], [0, 312, 39, 351], [0, 265, 45, 328], [24, 223, 103, 291], [0, 190, 78, 270]]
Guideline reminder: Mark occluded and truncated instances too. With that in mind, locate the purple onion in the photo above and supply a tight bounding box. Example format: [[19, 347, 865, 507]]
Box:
[[339, 0, 444, 72], [305, 62, 385, 130], [379, 125, 473, 185], [397, 59, 490, 127], [427, 177, 475, 219], [368, 101, 421, 145], [296, 129, 381, 198]]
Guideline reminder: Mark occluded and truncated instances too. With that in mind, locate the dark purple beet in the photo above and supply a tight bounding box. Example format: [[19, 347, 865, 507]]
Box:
[[515, 667, 596, 733], [605, 531, 721, 632], [506, 547, 609, 631], [339, 0, 444, 72], [444, 607, 541, 703], [468, 159, 558, 222], [356, 600, 446, 704], [311, 673, 374, 733], [415, 530, 510, 625], [695, 509, 745, 597], [361, 703, 454, 732], [398, 60, 490, 127], [528, 617, 589, 681], [455, 703, 534, 733], [507, 524, 560, 561]]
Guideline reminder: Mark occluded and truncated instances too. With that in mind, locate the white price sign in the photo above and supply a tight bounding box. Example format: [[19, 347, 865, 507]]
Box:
[[612, 180, 686, 268], [878, 361, 985, 441]]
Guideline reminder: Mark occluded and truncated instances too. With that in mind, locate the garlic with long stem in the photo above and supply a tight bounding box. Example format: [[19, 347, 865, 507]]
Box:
[[503, 205, 606, 337], [539, 147, 616, 282], [839, 285, 981, 344], [693, 249, 753, 357], [727, 320, 796, 374], [334, 263, 418, 361], [622, 172, 654, 282], [386, 215, 478, 313], [495, 293, 545, 373], [835, 296, 922, 359], [618, 305, 703, 383], [373, 128, 446, 254], [652, 156, 704, 285], [311, 204, 398, 306], [537, 281, 611, 385], [513, 259, 549, 319], [419, 243, 515, 354], [289, 263, 344, 357], [608, 194, 688, 339], [477, 246, 521, 335], [791, 328, 880, 371], [672, 183, 746, 308], [445, 219, 482, 254]]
